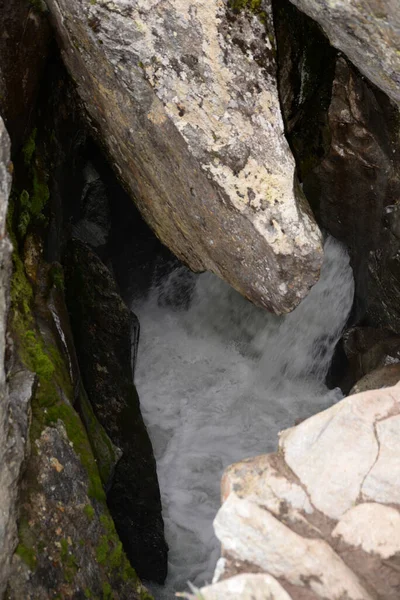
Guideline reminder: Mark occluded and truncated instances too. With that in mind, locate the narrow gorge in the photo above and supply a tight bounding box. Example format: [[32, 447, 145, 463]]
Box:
[[0, 1, 400, 599]]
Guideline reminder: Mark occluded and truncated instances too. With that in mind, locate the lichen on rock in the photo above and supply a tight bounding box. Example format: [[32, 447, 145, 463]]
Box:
[[44, 0, 323, 313]]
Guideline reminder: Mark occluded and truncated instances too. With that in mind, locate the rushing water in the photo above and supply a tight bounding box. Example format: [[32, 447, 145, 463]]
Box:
[[132, 236, 354, 598]]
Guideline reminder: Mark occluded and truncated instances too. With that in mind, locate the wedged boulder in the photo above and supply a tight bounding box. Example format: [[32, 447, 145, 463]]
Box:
[[288, 0, 400, 105], [44, 0, 323, 313], [197, 384, 400, 599]]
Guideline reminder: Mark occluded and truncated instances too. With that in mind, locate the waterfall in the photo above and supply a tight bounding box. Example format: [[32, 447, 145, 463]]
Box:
[[132, 236, 354, 598]]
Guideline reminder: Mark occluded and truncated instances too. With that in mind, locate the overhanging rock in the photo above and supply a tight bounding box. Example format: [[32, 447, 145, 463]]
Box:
[[45, 0, 322, 313]]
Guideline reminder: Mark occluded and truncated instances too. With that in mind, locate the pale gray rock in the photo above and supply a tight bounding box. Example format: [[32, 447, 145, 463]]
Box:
[[186, 573, 293, 600], [199, 384, 400, 599], [288, 0, 400, 105], [0, 117, 24, 597], [44, 0, 323, 313], [280, 387, 398, 520], [332, 503, 400, 559], [350, 363, 400, 395]]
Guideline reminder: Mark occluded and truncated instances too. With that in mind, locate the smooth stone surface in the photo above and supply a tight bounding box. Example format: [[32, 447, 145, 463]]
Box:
[[333, 503, 400, 559], [194, 573, 293, 600], [201, 384, 400, 599]]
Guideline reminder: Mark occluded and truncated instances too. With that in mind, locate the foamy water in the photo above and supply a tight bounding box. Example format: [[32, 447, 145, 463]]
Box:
[[133, 236, 354, 598]]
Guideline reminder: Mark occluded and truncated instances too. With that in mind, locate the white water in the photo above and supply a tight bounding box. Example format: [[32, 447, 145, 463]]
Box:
[[133, 236, 354, 598]]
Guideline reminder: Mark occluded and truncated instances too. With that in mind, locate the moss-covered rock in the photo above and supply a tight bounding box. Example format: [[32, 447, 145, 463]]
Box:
[[5, 108, 152, 599], [65, 239, 168, 583]]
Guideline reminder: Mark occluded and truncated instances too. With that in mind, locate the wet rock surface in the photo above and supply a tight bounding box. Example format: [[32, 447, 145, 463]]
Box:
[[288, 0, 400, 105], [193, 384, 400, 600], [300, 58, 400, 330], [65, 239, 167, 584], [0, 0, 51, 150], [44, 0, 323, 314]]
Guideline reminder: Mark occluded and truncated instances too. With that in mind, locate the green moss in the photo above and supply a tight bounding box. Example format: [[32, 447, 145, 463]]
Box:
[[60, 538, 79, 583], [24, 330, 55, 379], [109, 541, 123, 570], [96, 536, 110, 564], [50, 263, 65, 291], [84, 504, 95, 521], [60, 538, 69, 561], [229, 0, 261, 10], [84, 589, 93, 599], [45, 403, 106, 502], [15, 543, 37, 570], [29, 0, 47, 13], [102, 582, 112, 600], [228, 0, 267, 23], [22, 129, 37, 167], [31, 167, 50, 217], [80, 386, 119, 486]]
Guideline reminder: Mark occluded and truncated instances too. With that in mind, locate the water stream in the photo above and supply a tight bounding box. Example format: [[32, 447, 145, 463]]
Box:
[[132, 236, 354, 598]]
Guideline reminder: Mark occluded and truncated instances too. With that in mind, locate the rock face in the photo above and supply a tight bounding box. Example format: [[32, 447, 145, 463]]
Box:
[[44, 0, 323, 313], [65, 239, 167, 583], [0, 117, 25, 597], [7, 421, 149, 600], [301, 57, 400, 329], [194, 384, 400, 600], [0, 0, 51, 150], [288, 0, 400, 105], [0, 117, 19, 598], [274, 4, 400, 334]]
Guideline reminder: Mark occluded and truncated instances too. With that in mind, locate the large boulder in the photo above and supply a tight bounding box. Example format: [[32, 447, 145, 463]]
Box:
[[193, 384, 400, 599], [44, 0, 323, 313], [288, 0, 400, 105]]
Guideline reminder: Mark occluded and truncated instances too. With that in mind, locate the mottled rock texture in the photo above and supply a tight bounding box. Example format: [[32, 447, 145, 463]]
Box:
[[1, 54, 157, 596], [196, 384, 400, 600], [0, 117, 19, 598], [288, 0, 400, 105], [44, 0, 323, 313]]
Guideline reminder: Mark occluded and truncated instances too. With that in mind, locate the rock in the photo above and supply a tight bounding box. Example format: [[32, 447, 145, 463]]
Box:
[[342, 327, 400, 389], [274, 9, 400, 332], [350, 363, 400, 395], [273, 0, 337, 183], [7, 421, 150, 600], [0, 116, 20, 597], [65, 239, 167, 583], [301, 57, 400, 329], [288, 0, 400, 105], [0, 0, 51, 149], [197, 384, 400, 600], [332, 503, 400, 559], [188, 573, 292, 600], [6, 243, 148, 598], [44, 0, 323, 313]]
